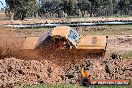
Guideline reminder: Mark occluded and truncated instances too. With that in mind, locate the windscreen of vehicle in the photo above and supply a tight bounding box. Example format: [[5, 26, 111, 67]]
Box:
[[68, 29, 80, 44]]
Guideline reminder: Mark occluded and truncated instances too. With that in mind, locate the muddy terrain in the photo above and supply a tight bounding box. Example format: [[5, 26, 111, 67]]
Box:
[[0, 26, 132, 87]]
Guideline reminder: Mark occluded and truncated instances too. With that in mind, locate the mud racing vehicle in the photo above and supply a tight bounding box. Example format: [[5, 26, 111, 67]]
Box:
[[22, 26, 108, 57]]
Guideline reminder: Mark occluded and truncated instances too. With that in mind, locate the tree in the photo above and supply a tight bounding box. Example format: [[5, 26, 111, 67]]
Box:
[[96, 0, 113, 16], [5, 0, 132, 19], [77, 0, 90, 16], [38, 0, 63, 17], [5, 0, 36, 20], [1, 8, 4, 10]]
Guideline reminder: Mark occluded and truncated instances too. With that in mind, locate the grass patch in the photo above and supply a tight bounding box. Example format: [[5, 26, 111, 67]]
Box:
[[80, 29, 132, 35], [100, 15, 131, 18], [67, 15, 132, 20], [16, 26, 132, 35], [0, 10, 4, 13], [66, 16, 82, 19], [108, 25, 132, 28], [21, 84, 131, 88], [122, 51, 132, 59], [0, 12, 6, 20], [17, 27, 49, 30], [22, 84, 84, 88]]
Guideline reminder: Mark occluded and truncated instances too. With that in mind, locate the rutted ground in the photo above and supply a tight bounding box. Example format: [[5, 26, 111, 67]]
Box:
[[0, 26, 132, 87], [0, 57, 65, 85]]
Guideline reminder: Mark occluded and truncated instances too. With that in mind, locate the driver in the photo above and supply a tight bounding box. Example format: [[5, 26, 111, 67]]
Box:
[[55, 37, 71, 49], [55, 37, 65, 49]]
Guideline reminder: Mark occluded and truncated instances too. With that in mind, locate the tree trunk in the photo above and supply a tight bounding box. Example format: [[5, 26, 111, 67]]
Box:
[[90, 2, 92, 17], [11, 12, 14, 21]]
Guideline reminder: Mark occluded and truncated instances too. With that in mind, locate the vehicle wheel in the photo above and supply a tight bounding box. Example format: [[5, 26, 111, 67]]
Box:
[[80, 77, 90, 86]]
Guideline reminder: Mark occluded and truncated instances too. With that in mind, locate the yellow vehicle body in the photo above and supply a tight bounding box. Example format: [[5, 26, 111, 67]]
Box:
[[51, 26, 107, 54], [77, 35, 106, 50], [22, 26, 107, 56], [51, 26, 70, 37]]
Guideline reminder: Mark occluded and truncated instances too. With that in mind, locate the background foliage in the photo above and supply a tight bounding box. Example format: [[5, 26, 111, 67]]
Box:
[[4, 0, 132, 20]]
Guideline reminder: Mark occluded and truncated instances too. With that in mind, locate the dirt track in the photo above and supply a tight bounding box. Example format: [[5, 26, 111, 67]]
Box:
[[0, 26, 132, 86]]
